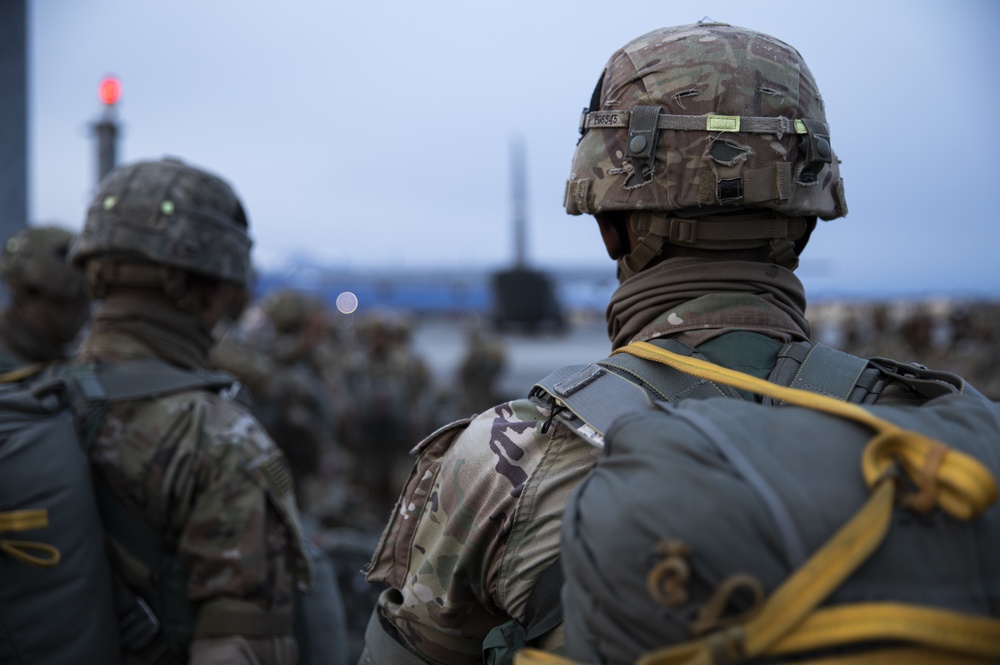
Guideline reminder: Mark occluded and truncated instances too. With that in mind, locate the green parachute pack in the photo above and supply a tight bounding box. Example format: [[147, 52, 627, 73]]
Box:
[[514, 341, 1000, 665], [0, 361, 348, 665]]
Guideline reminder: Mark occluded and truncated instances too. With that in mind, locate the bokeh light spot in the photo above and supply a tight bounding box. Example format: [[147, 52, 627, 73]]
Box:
[[336, 291, 358, 314]]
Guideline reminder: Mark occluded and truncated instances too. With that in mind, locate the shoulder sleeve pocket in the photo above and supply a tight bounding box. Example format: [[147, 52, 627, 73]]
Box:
[[246, 450, 313, 591], [366, 416, 473, 589]]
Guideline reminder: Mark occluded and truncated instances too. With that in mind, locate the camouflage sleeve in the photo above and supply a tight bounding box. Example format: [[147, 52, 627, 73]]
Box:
[[93, 390, 309, 660], [365, 398, 599, 665], [175, 397, 310, 637]]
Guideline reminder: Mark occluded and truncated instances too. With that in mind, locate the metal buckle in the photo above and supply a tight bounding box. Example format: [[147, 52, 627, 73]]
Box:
[[668, 218, 698, 244]]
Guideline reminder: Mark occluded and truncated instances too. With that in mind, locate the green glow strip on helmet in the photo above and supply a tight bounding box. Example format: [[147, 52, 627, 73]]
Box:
[[582, 111, 818, 137]]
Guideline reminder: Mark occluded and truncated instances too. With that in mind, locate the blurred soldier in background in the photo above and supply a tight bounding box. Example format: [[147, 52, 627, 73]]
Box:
[[345, 310, 433, 520], [213, 288, 352, 513], [819, 299, 999, 401], [0, 225, 89, 371], [68, 157, 321, 665], [262, 288, 358, 480], [455, 325, 507, 415]]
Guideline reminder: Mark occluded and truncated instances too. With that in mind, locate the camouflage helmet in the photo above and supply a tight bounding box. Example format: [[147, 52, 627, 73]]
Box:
[[565, 23, 848, 269], [69, 157, 252, 286], [0, 225, 85, 300]]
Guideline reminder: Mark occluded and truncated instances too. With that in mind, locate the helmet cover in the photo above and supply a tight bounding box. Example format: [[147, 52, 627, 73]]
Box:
[[69, 157, 252, 285], [565, 23, 848, 224], [0, 225, 85, 300]]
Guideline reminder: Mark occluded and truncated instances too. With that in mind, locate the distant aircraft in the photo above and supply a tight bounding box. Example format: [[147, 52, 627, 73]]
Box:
[[490, 138, 566, 333]]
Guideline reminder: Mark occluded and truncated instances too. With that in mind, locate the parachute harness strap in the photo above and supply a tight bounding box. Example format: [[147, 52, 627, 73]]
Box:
[[0, 508, 61, 568], [514, 343, 1000, 665]]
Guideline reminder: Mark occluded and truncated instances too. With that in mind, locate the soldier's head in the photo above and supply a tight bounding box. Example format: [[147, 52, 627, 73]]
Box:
[[0, 225, 89, 345], [262, 289, 319, 335], [69, 157, 252, 327], [565, 22, 847, 281], [355, 310, 400, 354]]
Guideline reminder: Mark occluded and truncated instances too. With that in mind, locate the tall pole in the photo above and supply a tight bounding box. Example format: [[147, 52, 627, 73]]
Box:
[[92, 77, 122, 185], [0, 0, 28, 241], [94, 114, 118, 184], [510, 137, 527, 268]]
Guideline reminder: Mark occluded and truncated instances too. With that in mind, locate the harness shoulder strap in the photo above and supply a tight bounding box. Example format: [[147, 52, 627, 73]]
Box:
[[869, 357, 967, 400], [530, 364, 655, 447], [598, 338, 740, 402], [767, 342, 885, 405], [530, 338, 752, 446], [71, 360, 239, 660], [69, 360, 236, 404]]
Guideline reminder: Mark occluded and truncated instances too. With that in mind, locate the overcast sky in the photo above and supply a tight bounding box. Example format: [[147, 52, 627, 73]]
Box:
[[27, 0, 1000, 298]]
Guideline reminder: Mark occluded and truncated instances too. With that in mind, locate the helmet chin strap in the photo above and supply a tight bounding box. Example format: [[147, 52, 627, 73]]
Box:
[[616, 211, 804, 280], [769, 237, 800, 271], [83, 259, 203, 312], [618, 230, 664, 281]]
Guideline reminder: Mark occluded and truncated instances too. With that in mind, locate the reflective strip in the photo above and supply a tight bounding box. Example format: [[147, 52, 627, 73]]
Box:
[[584, 110, 816, 136], [706, 115, 740, 132]]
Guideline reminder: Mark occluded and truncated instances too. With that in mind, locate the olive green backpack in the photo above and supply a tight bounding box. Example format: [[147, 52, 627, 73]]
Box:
[[518, 341, 1000, 665], [0, 361, 227, 664], [0, 361, 349, 665]]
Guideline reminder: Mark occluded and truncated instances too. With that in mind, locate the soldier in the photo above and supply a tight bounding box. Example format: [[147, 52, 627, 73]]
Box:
[[345, 310, 429, 520], [0, 225, 89, 371], [214, 289, 347, 512], [361, 21, 939, 664], [69, 157, 312, 665], [455, 325, 508, 415]]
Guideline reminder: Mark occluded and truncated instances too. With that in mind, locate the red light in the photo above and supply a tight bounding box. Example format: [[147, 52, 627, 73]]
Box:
[[98, 77, 122, 106]]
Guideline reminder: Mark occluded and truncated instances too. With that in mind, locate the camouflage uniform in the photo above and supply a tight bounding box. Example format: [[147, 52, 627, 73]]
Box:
[[78, 324, 310, 662], [364, 289, 823, 663], [0, 225, 88, 371], [361, 22, 930, 665], [69, 157, 310, 665]]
